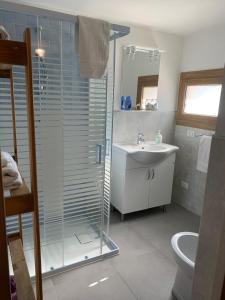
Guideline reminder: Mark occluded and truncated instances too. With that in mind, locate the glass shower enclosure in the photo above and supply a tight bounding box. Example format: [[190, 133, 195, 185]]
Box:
[[0, 4, 129, 276]]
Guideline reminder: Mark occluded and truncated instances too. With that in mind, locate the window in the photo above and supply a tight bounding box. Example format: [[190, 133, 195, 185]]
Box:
[[136, 75, 158, 110], [176, 69, 224, 130]]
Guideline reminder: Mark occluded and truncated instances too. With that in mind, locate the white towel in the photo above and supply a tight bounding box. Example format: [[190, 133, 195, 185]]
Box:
[[78, 16, 110, 79], [1, 151, 22, 190], [0, 25, 10, 40], [196, 136, 212, 173], [1, 151, 14, 167]]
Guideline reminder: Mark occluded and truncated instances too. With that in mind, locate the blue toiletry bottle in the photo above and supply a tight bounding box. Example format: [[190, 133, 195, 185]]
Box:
[[125, 96, 132, 110], [121, 96, 126, 110]]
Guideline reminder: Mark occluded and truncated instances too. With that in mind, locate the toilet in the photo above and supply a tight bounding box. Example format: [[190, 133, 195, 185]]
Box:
[[171, 232, 199, 300]]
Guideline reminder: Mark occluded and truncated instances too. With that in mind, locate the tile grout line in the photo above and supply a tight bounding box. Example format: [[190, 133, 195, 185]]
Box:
[[125, 222, 177, 266], [111, 263, 139, 300]]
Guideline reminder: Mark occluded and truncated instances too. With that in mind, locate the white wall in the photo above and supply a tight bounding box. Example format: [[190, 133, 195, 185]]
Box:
[[173, 24, 225, 216], [181, 25, 225, 72], [113, 25, 183, 144]]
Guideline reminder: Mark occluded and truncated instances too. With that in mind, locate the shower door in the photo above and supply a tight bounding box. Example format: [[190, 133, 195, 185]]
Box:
[[0, 8, 115, 275], [36, 17, 114, 273]]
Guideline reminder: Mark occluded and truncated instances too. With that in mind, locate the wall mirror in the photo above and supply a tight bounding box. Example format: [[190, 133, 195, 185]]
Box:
[[120, 45, 161, 110]]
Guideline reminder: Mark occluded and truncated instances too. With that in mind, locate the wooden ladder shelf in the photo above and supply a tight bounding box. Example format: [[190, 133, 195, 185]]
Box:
[[0, 28, 43, 300]]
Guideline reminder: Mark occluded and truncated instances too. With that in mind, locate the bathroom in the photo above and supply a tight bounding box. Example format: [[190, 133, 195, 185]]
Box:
[[0, 1, 225, 300]]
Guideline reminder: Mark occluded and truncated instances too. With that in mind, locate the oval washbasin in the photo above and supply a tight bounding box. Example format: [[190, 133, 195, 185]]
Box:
[[128, 143, 179, 165], [130, 150, 168, 164]]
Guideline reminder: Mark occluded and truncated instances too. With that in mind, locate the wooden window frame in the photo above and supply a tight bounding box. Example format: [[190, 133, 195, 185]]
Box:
[[136, 75, 158, 110], [176, 69, 224, 130]]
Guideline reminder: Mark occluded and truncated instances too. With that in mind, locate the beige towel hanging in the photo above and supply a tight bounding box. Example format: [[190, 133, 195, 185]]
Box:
[[78, 16, 110, 79]]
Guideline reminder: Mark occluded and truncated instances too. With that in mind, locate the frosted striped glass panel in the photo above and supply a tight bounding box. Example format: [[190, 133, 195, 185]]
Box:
[[0, 10, 114, 273]]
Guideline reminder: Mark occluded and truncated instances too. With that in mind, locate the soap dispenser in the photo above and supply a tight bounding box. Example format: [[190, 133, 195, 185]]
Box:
[[155, 130, 162, 144]]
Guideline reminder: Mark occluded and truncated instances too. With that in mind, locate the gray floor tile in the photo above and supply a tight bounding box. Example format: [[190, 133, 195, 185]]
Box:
[[43, 203, 200, 300], [109, 221, 155, 259], [44, 289, 59, 300], [42, 278, 59, 300], [112, 249, 177, 300], [51, 259, 137, 300], [127, 205, 200, 260]]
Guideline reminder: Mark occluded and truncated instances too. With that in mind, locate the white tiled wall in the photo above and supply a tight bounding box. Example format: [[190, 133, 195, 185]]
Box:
[[113, 111, 175, 144], [173, 125, 214, 216]]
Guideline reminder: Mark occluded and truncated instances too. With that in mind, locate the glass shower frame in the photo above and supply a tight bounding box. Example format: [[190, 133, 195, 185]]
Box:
[[0, 3, 129, 277]]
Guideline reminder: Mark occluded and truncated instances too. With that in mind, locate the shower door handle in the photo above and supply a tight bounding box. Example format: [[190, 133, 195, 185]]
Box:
[[106, 139, 110, 157], [151, 169, 155, 180], [96, 144, 102, 164]]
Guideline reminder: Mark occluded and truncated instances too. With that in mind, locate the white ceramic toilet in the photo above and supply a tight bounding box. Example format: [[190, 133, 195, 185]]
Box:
[[171, 232, 199, 300]]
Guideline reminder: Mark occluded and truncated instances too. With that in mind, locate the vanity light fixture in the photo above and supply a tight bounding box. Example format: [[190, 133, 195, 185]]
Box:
[[149, 50, 154, 62], [124, 45, 163, 62], [154, 49, 160, 61], [126, 45, 136, 60]]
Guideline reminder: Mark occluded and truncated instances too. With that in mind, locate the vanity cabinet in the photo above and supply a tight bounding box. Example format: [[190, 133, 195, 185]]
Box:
[[148, 154, 175, 208], [111, 145, 176, 218], [125, 167, 150, 213]]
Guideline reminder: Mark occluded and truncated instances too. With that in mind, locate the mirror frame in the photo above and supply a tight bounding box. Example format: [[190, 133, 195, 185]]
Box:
[[136, 75, 159, 110]]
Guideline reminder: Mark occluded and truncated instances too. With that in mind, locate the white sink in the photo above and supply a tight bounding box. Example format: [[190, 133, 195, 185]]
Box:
[[113, 142, 179, 165]]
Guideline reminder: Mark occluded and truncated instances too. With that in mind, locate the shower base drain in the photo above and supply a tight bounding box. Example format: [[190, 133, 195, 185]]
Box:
[[74, 233, 94, 244]]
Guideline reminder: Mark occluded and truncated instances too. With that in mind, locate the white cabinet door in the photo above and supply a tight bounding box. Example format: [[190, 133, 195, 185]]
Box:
[[149, 154, 175, 208], [124, 167, 150, 214]]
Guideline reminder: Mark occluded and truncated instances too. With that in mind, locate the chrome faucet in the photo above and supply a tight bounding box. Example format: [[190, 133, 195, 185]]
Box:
[[137, 132, 145, 145]]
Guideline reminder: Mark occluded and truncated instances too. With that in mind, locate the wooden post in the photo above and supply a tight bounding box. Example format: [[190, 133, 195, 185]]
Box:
[[0, 28, 43, 300], [221, 276, 225, 300], [24, 28, 43, 300], [9, 68, 23, 243], [0, 153, 11, 300], [10, 68, 18, 162]]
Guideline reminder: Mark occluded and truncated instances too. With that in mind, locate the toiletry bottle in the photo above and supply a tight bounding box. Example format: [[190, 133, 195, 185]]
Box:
[[155, 130, 162, 144], [125, 96, 132, 110], [121, 96, 126, 110]]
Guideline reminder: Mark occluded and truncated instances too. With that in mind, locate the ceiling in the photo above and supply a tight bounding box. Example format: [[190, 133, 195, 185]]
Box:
[[3, 0, 225, 35]]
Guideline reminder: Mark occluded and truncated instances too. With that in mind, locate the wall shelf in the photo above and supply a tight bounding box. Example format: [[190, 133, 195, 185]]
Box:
[[114, 110, 158, 113]]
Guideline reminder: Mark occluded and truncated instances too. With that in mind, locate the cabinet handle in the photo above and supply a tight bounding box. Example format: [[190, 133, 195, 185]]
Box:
[[146, 169, 151, 180]]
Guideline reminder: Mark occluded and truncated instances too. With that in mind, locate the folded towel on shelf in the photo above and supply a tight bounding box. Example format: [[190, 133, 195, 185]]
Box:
[[2, 168, 22, 190], [196, 135, 212, 173], [1, 151, 22, 190], [1, 151, 14, 167], [2, 163, 18, 179], [0, 25, 10, 40]]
